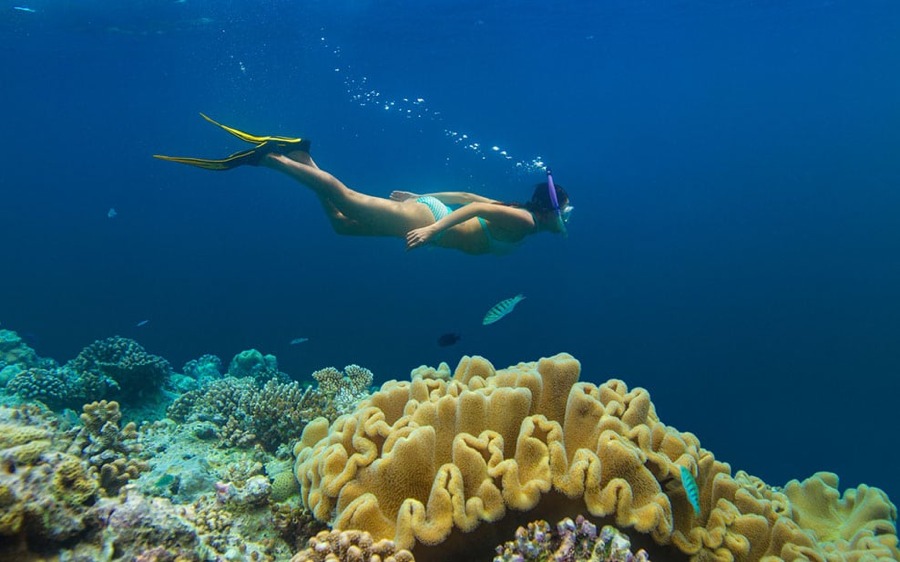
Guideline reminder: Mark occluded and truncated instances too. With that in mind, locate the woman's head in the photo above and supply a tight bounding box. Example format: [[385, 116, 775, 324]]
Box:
[[524, 181, 571, 230], [528, 181, 568, 212]]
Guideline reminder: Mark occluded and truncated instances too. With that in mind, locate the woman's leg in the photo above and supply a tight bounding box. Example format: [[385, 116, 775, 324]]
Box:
[[278, 151, 363, 233], [264, 152, 432, 237]]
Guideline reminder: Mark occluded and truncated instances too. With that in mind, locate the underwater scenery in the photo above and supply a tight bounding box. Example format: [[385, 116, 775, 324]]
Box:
[[1, 0, 899, 560]]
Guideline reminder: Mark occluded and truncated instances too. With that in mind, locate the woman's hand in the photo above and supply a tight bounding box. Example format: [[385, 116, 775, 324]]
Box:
[[390, 190, 420, 202], [406, 225, 437, 250]]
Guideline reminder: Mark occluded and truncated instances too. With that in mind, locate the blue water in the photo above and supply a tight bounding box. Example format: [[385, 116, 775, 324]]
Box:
[[2, 0, 899, 504]]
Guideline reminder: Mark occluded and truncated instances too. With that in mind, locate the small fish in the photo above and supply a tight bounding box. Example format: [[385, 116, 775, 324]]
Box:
[[290, 337, 309, 345], [680, 465, 701, 516], [135, 320, 149, 327], [437, 332, 461, 347], [13, 6, 36, 13], [107, 207, 117, 219], [482, 294, 525, 325]]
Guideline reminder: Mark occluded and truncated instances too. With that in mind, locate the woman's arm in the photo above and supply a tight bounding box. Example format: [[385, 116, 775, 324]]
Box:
[[389, 190, 498, 204], [425, 192, 499, 204], [406, 202, 532, 250]]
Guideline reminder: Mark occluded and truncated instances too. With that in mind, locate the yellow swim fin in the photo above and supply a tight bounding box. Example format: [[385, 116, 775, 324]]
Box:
[[153, 114, 309, 171], [153, 146, 267, 171], [198, 113, 306, 145]]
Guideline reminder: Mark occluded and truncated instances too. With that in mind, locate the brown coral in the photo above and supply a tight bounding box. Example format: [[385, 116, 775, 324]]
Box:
[[294, 353, 899, 562], [67, 400, 148, 495]]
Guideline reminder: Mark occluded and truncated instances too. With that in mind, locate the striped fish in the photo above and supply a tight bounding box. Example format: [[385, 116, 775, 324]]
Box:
[[482, 294, 525, 325], [680, 465, 701, 516]]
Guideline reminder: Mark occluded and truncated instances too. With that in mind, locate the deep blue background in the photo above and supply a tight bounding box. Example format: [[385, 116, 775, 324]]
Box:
[[2, 1, 899, 503]]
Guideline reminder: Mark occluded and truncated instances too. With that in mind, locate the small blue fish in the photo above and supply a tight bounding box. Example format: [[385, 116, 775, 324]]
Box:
[[136, 320, 149, 327], [482, 294, 525, 325], [14, 6, 36, 13], [107, 207, 118, 219], [289, 337, 308, 345], [680, 465, 701, 516]]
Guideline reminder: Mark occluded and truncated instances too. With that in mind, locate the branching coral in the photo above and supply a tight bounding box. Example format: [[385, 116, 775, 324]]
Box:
[[310, 364, 373, 418], [167, 363, 373, 452], [167, 377, 314, 451], [247, 380, 317, 451]]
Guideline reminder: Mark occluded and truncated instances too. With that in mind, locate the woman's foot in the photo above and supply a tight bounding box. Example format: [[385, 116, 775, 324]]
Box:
[[281, 145, 318, 169], [263, 151, 315, 170], [250, 139, 312, 166]]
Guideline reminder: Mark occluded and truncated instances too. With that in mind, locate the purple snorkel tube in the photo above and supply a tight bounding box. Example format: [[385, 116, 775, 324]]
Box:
[[546, 168, 567, 237]]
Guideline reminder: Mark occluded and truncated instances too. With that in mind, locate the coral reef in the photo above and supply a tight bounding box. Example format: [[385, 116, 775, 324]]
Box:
[[3, 337, 897, 562], [0, 401, 302, 561], [493, 515, 649, 562], [294, 353, 899, 562], [133, 418, 308, 559], [293, 529, 415, 562]]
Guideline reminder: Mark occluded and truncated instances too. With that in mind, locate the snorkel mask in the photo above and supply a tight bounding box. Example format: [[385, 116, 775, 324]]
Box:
[[546, 168, 572, 236]]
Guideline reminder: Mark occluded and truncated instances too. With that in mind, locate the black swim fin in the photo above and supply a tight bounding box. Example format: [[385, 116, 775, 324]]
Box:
[[153, 113, 310, 171]]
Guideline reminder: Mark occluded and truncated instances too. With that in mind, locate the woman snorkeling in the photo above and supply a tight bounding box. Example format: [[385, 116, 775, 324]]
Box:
[[155, 114, 572, 255]]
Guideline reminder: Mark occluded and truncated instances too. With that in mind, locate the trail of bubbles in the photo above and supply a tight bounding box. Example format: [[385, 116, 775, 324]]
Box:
[[320, 34, 546, 175]]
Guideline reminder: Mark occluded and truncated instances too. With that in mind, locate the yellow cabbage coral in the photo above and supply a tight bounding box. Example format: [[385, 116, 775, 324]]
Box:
[[294, 353, 898, 562]]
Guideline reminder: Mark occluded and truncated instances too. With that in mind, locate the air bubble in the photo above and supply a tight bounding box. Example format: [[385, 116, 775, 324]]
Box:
[[319, 32, 545, 174]]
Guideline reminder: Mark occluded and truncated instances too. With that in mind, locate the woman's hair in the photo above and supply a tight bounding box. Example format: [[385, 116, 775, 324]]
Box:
[[493, 181, 569, 220], [521, 181, 569, 219]]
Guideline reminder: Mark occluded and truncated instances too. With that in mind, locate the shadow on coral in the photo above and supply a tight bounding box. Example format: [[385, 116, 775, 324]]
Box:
[[411, 491, 690, 562]]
